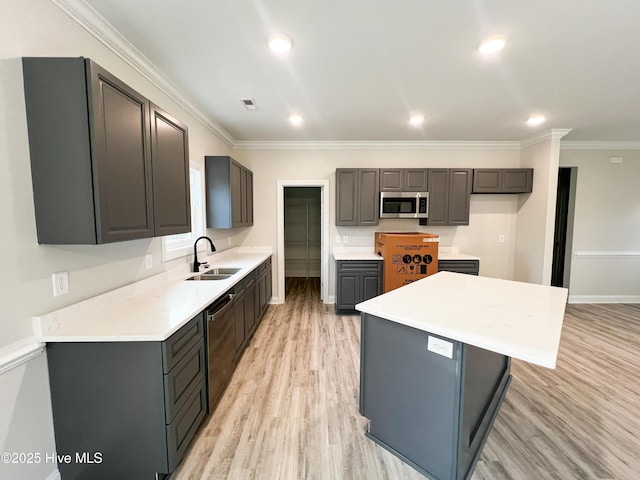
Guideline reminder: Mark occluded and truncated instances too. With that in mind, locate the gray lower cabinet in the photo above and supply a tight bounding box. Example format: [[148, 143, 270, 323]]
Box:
[[472, 169, 533, 193], [46, 313, 207, 480], [421, 169, 472, 226], [335, 169, 380, 226], [235, 257, 271, 358], [438, 259, 480, 275], [335, 260, 383, 313], [205, 156, 254, 228]]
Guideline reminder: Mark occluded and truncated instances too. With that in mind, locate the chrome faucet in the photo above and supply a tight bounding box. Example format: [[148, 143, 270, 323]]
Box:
[[193, 236, 216, 272]]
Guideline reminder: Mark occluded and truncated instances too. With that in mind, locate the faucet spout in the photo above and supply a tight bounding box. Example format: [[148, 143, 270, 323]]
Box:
[[193, 236, 216, 272]]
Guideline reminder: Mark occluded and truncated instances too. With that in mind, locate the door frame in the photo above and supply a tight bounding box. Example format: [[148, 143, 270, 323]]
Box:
[[277, 180, 330, 303]]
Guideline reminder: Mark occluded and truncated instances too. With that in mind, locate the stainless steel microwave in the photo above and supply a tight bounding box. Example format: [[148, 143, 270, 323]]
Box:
[[379, 192, 429, 219]]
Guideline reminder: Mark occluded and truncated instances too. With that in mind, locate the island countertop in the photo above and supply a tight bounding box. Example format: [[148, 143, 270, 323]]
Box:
[[356, 271, 568, 368]]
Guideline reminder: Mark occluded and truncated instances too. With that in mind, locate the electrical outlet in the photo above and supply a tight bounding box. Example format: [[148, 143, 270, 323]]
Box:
[[145, 254, 153, 270], [335, 235, 341, 243], [498, 234, 505, 243], [427, 336, 453, 359], [52, 271, 69, 296], [343, 235, 349, 244]]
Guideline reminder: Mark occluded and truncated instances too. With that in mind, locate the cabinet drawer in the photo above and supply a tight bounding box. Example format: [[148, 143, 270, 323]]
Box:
[[166, 379, 207, 472], [164, 341, 206, 423], [162, 313, 204, 374], [438, 260, 480, 275], [337, 260, 382, 273]]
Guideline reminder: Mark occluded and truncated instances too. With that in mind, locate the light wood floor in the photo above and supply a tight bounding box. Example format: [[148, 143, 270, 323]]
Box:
[[173, 278, 640, 480]]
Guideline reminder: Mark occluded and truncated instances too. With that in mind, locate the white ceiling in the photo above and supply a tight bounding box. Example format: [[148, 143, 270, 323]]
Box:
[[79, 0, 640, 143]]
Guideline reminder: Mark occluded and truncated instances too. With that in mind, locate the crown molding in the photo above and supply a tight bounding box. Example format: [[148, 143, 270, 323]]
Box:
[[234, 140, 522, 150], [520, 129, 572, 148], [561, 141, 640, 150], [49, 0, 236, 147]]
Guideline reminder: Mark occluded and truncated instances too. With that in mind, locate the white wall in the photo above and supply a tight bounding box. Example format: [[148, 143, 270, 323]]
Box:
[[237, 147, 523, 301], [0, 0, 233, 478], [559, 148, 640, 302]]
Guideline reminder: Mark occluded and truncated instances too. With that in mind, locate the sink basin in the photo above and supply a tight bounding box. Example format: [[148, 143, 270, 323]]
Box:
[[204, 268, 241, 275], [186, 273, 233, 281]]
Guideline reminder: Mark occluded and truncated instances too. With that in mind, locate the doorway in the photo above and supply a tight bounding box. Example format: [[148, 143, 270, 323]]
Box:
[[551, 167, 577, 287], [276, 180, 330, 304], [284, 187, 321, 296]]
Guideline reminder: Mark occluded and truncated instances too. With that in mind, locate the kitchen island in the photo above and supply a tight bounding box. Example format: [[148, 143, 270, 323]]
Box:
[[356, 271, 568, 480]]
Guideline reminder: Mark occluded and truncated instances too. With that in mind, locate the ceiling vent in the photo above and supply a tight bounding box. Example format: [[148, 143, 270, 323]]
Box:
[[241, 98, 257, 111]]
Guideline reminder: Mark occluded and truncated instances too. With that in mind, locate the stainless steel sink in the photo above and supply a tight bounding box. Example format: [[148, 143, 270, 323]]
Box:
[[186, 267, 241, 281]]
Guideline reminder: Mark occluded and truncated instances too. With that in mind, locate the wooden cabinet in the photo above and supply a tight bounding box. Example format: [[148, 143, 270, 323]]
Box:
[[438, 259, 480, 275], [46, 313, 207, 479], [420, 169, 472, 226], [335, 260, 383, 313], [150, 104, 191, 236], [380, 169, 428, 192], [472, 168, 533, 193], [23, 57, 192, 244], [205, 156, 254, 228], [335, 168, 380, 226]]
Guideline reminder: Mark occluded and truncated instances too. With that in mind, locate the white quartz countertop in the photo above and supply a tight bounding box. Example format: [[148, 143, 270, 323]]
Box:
[[333, 251, 383, 261], [438, 251, 480, 261], [34, 249, 272, 343], [356, 271, 568, 368]]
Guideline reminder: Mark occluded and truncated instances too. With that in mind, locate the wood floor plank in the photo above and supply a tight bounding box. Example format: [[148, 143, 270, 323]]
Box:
[[173, 279, 640, 479]]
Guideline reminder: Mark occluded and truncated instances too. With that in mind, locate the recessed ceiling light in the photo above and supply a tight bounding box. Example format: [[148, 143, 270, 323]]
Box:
[[479, 36, 505, 55], [268, 34, 293, 53], [526, 115, 547, 126], [408, 115, 425, 127], [289, 114, 303, 126]]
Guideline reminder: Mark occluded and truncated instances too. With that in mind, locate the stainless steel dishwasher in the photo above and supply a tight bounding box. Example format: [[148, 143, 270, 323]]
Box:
[[206, 289, 236, 413]]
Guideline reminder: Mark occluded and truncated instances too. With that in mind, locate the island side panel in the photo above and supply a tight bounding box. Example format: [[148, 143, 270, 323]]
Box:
[[457, 345, 511, 480], [360, 313, 461, 480]]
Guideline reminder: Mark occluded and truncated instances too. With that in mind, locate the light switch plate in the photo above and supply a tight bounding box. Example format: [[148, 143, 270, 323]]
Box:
[[427, 335, 453, 358]]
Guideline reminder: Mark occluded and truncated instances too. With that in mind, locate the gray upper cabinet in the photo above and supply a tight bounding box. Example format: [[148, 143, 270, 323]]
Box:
[[205, 156, 254, 228], [150, 104, 191, 236], [379, 168, 428, 192], [472, 168, 533, 193], [422, 169, 472, 226], [336, 168, 379, 226], [23, 57, 155, 244]]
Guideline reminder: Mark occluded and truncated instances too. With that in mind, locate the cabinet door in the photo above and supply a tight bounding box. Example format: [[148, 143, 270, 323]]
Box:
[[448, 169, 472, 225], [472, 169, 502, 193], [380, 169, 403, 191], [426, 169, 449, 226], [87, 61, 154, 243], [244, 284, 256, 337], [403, 169, 428, 191], [337, 274, 359, 309], [230, 160, 244, 227], [234, 298, 246, 355], [245, 169, 254, 225], [150, 104, 191, 236], [358, 169, 380, 226], [502, 169, 533, 193], [360, 273, 382, 302], [336, 169, 358, 225]]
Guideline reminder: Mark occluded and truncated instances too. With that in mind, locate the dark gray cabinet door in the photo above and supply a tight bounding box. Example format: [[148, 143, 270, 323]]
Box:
[[425, 169, 471, 226], [336, 169, 359, 225], [23, 57, 155, 244], [150, 104, 191, 236], [234, 295, 246, 355], [403, 169, 429, 191], [337, 273, 359, 309], [361, 273, 382, 302], [358, 169, 380, 226], [231, 160, 244, 227], [448, 169, 472, 225], [87, 61, 155, 243], [245, 170, 254, 225], [426, 169, 449, 226], [502, 169, 533, 193], [335, 260, 382, 313], [380, 169, 403, 191], [472, 169, 502, 193]]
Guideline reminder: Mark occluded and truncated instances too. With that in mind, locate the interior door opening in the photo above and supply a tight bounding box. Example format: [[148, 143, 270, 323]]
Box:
[[551, 167, 577, 287], [284, 187, 321, 297]]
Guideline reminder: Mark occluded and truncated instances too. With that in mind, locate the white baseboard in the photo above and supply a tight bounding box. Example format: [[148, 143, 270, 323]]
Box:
[[44, 469, 61, 480], [568, 295, 640, 304]]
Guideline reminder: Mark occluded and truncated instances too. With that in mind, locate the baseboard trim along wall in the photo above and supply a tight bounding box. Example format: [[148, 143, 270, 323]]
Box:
[[0, 338, 45, 375], [569, 295, 640, 304]]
